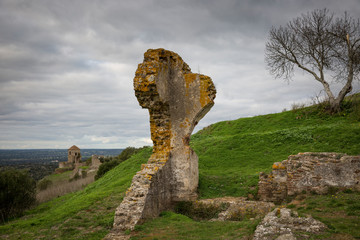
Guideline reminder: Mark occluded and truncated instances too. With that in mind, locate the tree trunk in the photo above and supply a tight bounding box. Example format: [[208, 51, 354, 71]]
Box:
[[332, 63, 354, 113], [320, 80, 338, 113], [329, 99, 341, 113]]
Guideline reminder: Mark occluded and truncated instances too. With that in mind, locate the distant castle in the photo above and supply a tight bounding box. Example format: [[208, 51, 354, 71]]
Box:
[[57, 146, 103, 178], [58, 145, 82, 169], [68, 145, 81, 164]]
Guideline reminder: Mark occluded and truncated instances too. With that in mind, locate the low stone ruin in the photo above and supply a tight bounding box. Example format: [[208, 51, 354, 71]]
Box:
[[111, 49, 216, 232], [258, 152, 360, 203], [253, 207, 327, 240]]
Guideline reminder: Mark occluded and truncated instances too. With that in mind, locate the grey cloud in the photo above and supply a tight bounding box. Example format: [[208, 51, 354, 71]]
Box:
[[0, 0, 359, 148]]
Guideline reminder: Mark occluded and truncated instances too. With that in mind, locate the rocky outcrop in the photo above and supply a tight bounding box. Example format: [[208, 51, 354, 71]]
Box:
[[111, 49, 216, 232], [258, 152, 360, 203], [253, 208, 327, 240]]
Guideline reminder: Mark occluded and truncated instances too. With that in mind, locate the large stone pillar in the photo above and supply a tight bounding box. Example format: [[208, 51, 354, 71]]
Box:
[[134, 48, 216, 201], [111, 48, 216, 233]]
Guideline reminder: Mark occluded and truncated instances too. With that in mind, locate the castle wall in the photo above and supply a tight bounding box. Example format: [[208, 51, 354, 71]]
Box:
[[58, 161, 74, 169], [258, 152, 360, 203], [91, 155, 103, 168]]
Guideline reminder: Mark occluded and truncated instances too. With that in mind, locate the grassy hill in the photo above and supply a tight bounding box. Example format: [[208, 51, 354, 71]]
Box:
[[0, 95, 359, 239]]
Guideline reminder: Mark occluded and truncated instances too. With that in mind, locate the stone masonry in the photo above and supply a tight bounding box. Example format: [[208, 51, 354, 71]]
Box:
[[58, 145, 81, 169], [111, 49, 216, 232], [258, 152, 360, 203]]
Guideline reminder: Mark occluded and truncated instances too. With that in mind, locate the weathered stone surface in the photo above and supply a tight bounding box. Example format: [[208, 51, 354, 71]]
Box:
[[112, 49, 216, 232], [258, 152, 360, 203], [194, 197, 274, 221], [91, 155, 103, 169], [253, 208, 327, 240]]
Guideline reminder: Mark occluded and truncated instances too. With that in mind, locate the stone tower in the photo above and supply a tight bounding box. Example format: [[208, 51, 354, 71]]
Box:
[[68, 145, 81, 164]]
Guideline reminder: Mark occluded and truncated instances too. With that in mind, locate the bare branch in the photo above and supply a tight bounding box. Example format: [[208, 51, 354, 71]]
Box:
[[265, 8, 360, 112]]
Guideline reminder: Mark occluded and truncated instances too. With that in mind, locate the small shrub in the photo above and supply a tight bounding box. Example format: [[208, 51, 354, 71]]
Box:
[[327, 186, 339, 195], [37, 178, 53, 191], [310, 190, 318, 195], [343, 188, 353, 194], [174, 201, 229, 220], [95, 146, 148, 180], [0, 168, 36, 222], [95, 160, 120, 180], [118, 147, 143, 162], [174, 201, 193, 216]]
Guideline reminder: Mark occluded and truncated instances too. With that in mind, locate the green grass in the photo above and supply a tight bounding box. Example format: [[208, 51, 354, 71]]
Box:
[[1, 94, 359, 239], [193, 98, 360, 199], [130, 211, 260, 240], [286, 190, 360, 239], [0, 147, 152, 239]]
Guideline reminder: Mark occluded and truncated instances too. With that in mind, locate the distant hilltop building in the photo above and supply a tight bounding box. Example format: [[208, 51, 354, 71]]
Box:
[[58, 145, 81, 169], [68, 145, 81, 164], [57, 145, 103, 178]]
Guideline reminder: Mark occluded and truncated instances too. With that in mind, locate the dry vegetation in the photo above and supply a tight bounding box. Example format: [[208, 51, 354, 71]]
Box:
[[36, 173, 96, 204]]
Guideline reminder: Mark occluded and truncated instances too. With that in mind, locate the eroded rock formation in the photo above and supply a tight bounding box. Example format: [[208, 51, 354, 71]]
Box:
[[258, 152, 360, 203], [112, 49, 216, 231]]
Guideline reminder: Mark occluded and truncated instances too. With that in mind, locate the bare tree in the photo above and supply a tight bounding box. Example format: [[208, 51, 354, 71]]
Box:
[[265, 9, 360, 113]]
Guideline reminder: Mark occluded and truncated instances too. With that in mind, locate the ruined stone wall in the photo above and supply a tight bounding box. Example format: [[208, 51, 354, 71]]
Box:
[[112, 49, 216, 232], [58, 161, 74, 169], [258, 152, 360, 203], [90, 155, 103, 168]]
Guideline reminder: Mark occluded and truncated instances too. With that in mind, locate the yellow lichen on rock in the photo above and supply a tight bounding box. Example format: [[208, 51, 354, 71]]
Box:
[[199, 75, 214, 107], [111, 48, 216, 234], [272, 162, 286, 170]]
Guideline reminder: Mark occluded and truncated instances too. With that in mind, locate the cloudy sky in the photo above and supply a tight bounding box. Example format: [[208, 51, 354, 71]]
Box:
[[0, 0, 359, 149]]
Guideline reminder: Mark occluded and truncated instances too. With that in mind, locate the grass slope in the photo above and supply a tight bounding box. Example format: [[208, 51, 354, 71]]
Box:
[[0, 95, 359, 239], [0, 148, 152, 239], [193, 100, 360, 199]]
